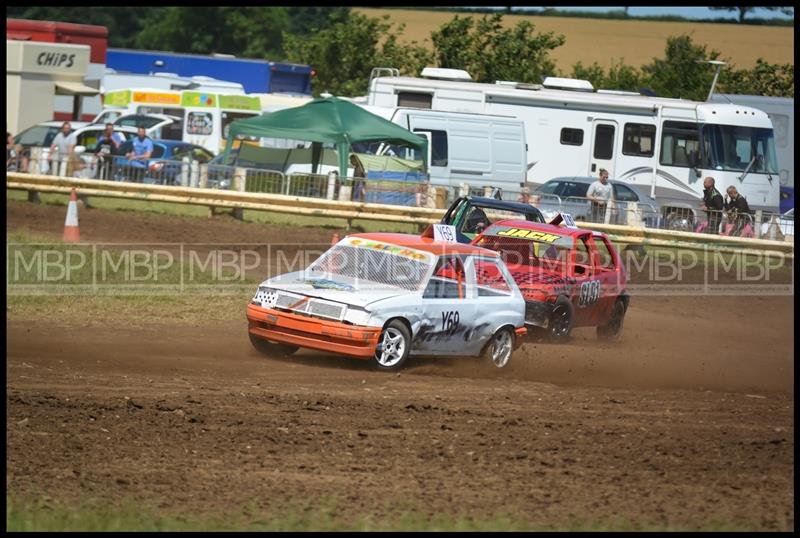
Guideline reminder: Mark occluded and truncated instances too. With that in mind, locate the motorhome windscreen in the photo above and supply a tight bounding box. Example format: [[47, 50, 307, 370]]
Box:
[[308, 244, 433, 291], [701, 125, 778, 174]]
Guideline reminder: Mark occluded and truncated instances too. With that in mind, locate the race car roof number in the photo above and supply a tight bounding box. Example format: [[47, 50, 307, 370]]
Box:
[[433, 224, 457, 243], [561, 213, 578, 229]]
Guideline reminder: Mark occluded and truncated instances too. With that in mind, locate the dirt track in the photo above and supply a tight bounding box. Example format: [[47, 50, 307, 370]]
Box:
[[5, 200, 795, 530]]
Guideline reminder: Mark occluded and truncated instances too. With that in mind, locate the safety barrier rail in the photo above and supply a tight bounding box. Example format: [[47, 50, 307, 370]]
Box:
[[7, 173, 793, 260]]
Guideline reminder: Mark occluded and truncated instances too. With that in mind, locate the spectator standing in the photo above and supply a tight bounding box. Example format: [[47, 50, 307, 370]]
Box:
[[49, 122, 78, 176], [586, 168, 613, 223], [95, 123, 125, 179], [700, 176, 724, 234], [724, 185, 753, 236], [350, 153, 366, 202], [125, 126, 153, 183]]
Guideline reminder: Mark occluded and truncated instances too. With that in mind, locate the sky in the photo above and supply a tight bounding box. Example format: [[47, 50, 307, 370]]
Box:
[[510, 7, 794, 20]]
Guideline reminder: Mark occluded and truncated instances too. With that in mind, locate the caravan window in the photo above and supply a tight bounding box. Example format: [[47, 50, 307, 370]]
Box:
[[413, 129, 448, 166], [398, 92, 432, 109], [660, 121, 700, 168], [622, 123, 655, 157], [560, 128, 584, 146]]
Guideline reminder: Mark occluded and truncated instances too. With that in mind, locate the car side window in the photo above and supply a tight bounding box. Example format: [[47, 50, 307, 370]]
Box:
[[474, 259, 512, 297], [537, 181, 560, 195], [424, 256, 466, 299], [593, 236, 616, 270], [460, 206, 491, 235], [561, 182, 589, 199], [574, 237, 593, 274], [76, 131, 100, 152], [614, 184, 638, 202]]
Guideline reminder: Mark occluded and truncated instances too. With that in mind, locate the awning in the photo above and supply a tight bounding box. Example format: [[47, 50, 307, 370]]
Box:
[[55, 81, 100, 96]]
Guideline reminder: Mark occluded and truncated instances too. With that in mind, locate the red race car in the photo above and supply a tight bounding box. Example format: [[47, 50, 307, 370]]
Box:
[[471, 217, 629, 341]]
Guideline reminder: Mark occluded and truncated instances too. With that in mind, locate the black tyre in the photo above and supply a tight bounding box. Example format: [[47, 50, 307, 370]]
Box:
[[482, 327, 515, 368], [373, 319, 411, 371], [248, 332, 299, 357], [547, 296, 574, 341], [597, 298, 626, 341]]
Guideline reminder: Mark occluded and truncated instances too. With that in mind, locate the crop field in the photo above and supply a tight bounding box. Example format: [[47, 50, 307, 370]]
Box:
[[354, 8, 794, 71], [5, 194, 794, 531]]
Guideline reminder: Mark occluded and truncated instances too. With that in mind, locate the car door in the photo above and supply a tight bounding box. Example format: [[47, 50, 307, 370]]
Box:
[[471, 256, 518, 354], [571, 234, 601, 327], [584, 234, 623, 324], [417, 255, 476, 355], [588, 120, 618, 178]]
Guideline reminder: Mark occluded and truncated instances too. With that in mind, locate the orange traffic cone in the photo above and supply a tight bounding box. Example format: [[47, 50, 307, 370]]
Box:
[[63, 188, 80, 243], [331, 232, 340, 245]]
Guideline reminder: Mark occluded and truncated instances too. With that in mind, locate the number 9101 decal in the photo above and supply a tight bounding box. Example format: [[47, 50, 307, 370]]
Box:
[[578, 280, 601, 308]]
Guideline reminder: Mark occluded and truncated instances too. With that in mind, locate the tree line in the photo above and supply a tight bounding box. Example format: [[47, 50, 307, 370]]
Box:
[[6, 7, 793, 100]]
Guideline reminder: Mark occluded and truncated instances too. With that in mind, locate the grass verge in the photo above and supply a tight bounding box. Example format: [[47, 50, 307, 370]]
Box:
[[5, 495, 754, 532]]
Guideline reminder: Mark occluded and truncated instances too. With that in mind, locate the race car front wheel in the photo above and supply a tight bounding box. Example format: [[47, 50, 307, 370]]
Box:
[[547, 296, 574, 341], [248, 332, 299, 357], [483, 328, 514, 368], [597, 298, 626, 341], [374, 320, 411, 371]]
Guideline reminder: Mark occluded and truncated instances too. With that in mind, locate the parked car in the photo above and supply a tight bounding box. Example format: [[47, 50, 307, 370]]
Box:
[[113, 113, 183, 141], [440, 195, 546, 243], [472, 218, 629, 341], [13, 121, 137, 176], [247, 233, 528, 371], [532, 176, 661, 228], [112, 139, 215, 185]]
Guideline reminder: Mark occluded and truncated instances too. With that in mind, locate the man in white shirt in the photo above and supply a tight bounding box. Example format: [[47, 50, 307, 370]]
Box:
[[48, 122, 78, 176], [587, 168, 613, 223]]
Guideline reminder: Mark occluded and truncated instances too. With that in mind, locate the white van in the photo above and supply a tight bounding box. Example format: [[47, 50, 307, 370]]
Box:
[[358, 105, 528, 193]]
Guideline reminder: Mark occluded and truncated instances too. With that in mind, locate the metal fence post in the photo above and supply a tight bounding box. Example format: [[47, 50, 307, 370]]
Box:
[[189, 159, 200, 188], [180, 157, 190, 187], [199, 163, 209, 189], [232, 167, 246, 220], [326, 171, 337, 200], [753, 209, 763, 239], [58, 155, 68, 178]]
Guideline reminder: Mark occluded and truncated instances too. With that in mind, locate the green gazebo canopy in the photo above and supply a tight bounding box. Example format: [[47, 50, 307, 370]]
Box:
[[223, 96, 428, 178]]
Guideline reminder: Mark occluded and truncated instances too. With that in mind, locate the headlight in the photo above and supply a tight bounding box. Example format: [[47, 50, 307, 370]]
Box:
[[252, 286, 278, 308]]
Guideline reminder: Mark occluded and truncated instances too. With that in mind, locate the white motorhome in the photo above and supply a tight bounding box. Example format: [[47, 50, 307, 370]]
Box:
[[357, 105, 528, 193], [367, 68, 780, 214]]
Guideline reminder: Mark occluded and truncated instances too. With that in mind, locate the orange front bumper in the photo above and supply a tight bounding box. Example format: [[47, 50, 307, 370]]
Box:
[[246, 303, 382, 359]]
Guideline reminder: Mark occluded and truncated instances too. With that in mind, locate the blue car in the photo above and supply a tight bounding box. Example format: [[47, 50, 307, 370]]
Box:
[[113, 139, 215, 185]]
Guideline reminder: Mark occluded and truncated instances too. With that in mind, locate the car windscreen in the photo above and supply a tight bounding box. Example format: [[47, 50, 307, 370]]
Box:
[[114, 115, 165, 130], [307, 242, 433, 292], [14, 126, 59, 147]]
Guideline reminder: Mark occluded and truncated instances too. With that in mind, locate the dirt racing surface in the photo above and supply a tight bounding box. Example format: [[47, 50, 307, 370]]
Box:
[[5, 199, 795, 530]]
